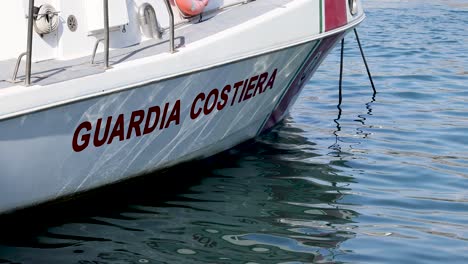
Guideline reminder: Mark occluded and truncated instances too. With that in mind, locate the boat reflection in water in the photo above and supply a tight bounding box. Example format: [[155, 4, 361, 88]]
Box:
[[0, 120, 359, 263]]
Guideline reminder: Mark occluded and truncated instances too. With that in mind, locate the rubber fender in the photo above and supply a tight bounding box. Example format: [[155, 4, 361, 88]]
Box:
[[175, 0, 209, 17]]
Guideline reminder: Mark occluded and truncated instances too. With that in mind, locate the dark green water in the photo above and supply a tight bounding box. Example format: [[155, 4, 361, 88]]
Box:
[[1, 1, 467, 263]]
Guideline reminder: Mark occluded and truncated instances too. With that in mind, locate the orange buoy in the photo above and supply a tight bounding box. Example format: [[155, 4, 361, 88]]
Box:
[[175, 0, 209, 17]]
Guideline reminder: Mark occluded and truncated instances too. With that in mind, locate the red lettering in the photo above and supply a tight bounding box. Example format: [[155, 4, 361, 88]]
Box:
[[127, 110, 145, 139], [204, 88, 219, 115], [165, 100, 181, 128], [72, 121, 92, 152], [191, 93, 205, 119], [72, 69, 282, 151], [238, 79, 249, 103], [94, 116, 112, 147], [254, 72, 269, 96], [107, 114, 125, 145], [265, 68, 278, 91], [217, 85, 231, 111], [159, 102, 170, 130], [143, 106, 160, 135], [231, 81, 243, 106], [243, 75, 259, 101]]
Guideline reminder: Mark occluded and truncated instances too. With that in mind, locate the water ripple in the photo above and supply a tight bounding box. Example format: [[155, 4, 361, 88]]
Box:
[[0, 0, 468, 263]]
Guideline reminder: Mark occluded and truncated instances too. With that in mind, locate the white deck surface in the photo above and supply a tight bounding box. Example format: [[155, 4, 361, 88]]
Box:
[[0, 0, 292, 89]]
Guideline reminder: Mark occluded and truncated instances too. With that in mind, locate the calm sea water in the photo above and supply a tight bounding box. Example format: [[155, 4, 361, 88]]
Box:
[[1, 1, 467, 263]]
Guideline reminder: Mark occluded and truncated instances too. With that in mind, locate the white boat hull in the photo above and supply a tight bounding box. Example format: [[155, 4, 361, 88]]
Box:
[[0, 0, 368, 214], [0, 32, 345, 214]]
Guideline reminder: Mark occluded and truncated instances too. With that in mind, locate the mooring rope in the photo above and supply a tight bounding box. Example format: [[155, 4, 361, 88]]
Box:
[[34, 4, 59, 35], [354, 28, 376, 94]]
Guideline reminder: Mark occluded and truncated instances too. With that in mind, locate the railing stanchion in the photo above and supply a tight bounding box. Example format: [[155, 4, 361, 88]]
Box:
[[163, 0, 175, 53], [25, 0, 35, 86], [103, 0, 110, 68]]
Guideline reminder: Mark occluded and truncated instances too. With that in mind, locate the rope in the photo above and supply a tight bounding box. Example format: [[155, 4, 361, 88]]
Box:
[[339, 38, 344, 106], [34, 4, 59, 35], [354, 28, 377, 94]]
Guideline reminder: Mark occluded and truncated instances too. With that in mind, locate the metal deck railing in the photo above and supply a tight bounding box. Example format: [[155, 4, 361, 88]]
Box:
[[11, 0, 253, 87], [11, 0, 176, 86]]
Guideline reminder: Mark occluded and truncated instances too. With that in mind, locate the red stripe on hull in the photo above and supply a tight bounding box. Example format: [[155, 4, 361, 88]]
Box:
[[261, 33, 345, 133], [325, 0, 348, 31]]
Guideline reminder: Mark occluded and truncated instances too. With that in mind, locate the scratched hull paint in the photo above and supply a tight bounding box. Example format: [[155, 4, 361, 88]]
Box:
[[0, 35, 345, 214], [263, 33, 344, 132]]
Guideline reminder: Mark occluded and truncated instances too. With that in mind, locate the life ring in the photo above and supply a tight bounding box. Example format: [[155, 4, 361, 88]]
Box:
[[175, 0, 209, 17]]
